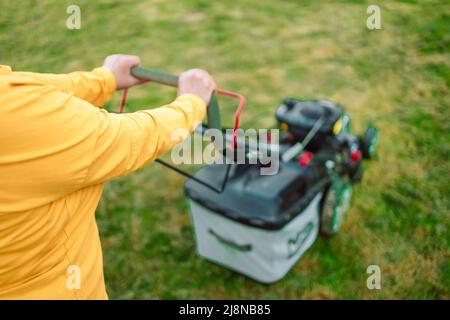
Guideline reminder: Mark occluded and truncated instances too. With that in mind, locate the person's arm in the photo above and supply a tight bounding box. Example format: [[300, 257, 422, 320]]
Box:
[[83, 93, 206, 184], [0, 59, 215, 211], [11, 66, 117, 107], [10, 55, 143, 107], [84, 66, 216, 185]]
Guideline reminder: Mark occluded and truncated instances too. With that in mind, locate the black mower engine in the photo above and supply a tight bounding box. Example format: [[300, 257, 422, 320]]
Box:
[[276, 98, 377, 182], [276, 98, 344, 151]]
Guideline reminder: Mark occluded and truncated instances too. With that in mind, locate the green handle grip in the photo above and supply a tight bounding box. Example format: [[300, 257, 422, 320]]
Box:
[[131, 66, 178, 86], [130, 66, 221, 130]]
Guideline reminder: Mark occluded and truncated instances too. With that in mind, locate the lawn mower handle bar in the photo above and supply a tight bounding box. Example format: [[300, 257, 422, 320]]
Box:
[[131, 66, 241, 131]]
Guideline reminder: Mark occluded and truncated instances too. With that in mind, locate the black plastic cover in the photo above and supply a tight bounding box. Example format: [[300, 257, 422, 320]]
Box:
[[276, 99, 343, 149], [184, 161, 329, 230]]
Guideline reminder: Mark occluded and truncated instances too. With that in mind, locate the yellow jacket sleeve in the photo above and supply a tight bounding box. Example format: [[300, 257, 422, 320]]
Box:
[[0, 65, 206, 211], [10, 67, 117, 106], [84, 93, 206, 185]]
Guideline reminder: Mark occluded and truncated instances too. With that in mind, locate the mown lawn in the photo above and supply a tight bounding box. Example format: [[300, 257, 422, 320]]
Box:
[[1, 0, 448, 299]]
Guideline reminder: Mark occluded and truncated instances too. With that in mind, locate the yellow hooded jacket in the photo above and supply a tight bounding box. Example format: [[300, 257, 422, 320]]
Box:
[[0, 65, 206, 299]]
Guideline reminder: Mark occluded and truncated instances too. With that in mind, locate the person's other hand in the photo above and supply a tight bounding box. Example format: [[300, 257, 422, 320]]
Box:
[[103, 54, 141, 90], [178, 69, 217, 105]]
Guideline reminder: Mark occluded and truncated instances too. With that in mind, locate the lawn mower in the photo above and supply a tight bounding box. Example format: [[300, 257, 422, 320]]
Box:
[[127, 67, 379, 283]]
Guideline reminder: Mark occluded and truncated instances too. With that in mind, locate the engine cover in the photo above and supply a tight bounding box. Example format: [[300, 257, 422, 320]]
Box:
[[276, 98, 344, 150]]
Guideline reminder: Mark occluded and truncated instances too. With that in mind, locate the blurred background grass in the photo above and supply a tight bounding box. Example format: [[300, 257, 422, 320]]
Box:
[[0, 0, 448, 299]]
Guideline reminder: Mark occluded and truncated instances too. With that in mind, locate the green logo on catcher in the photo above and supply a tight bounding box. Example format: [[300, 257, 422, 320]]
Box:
[[287, 222, 314, 259]]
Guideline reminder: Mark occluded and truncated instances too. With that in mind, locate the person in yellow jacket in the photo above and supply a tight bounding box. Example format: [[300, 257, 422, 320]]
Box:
[[0, 54, 216, 299]]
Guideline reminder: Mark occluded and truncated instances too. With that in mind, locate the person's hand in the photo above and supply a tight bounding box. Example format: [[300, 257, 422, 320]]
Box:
[[103, 54, 141, 90], [178, 69, 217, 105]]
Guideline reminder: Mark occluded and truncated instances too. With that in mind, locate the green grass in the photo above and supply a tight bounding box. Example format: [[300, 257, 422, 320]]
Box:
[[1, 0, 449, 299]]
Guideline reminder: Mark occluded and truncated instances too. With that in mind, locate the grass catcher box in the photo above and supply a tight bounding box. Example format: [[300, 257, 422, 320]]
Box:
[[184, 162, 325, 283]]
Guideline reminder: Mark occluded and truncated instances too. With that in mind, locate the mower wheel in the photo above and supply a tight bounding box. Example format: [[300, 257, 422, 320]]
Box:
[[361, 125, 379, 159], [320, 179, 352, 237]]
